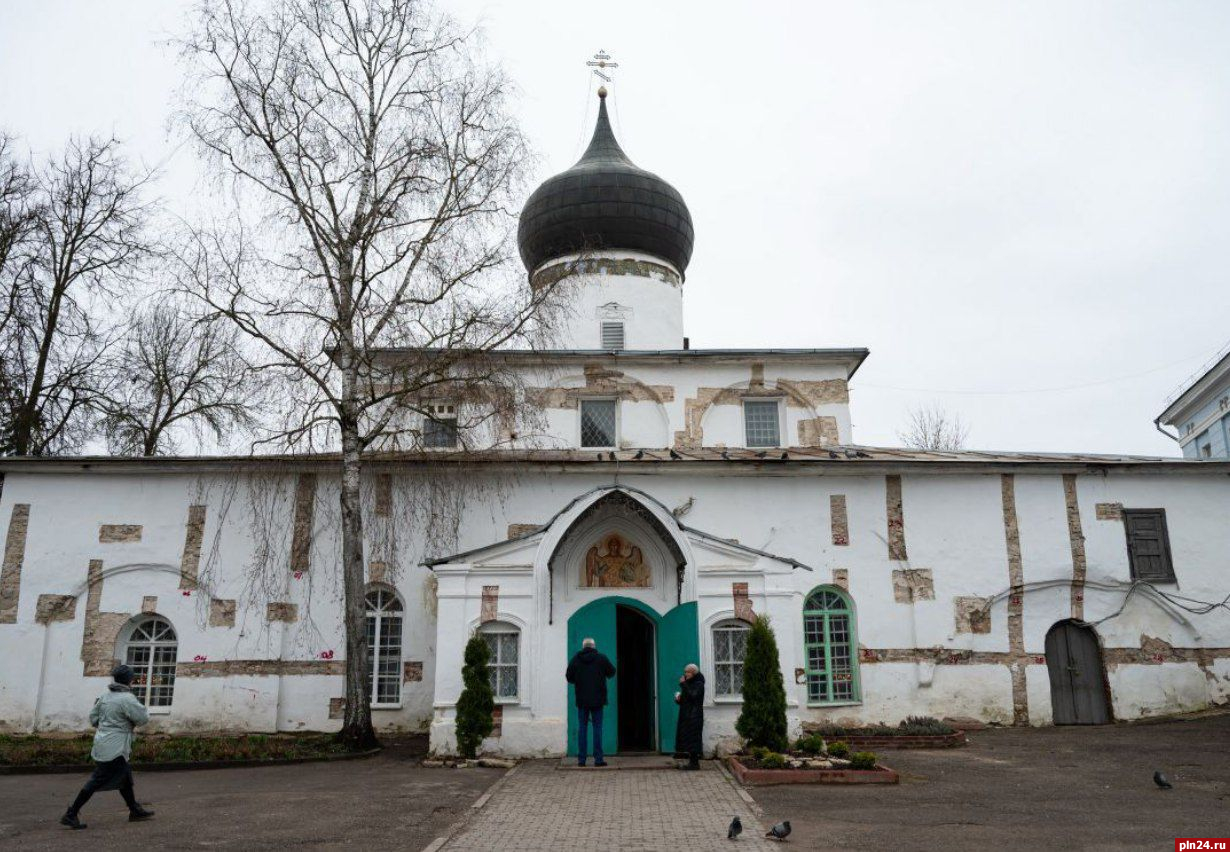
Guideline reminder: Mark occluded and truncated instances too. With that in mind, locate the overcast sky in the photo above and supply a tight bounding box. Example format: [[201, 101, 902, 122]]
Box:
[[3, 1, 1229, 456]]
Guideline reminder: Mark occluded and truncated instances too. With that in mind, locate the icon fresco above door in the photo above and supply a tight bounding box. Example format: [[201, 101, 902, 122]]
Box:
[[584, 533, 651, 587]]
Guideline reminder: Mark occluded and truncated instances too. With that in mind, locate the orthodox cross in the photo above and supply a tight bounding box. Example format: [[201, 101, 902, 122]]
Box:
[[586, 49, 619, 83]]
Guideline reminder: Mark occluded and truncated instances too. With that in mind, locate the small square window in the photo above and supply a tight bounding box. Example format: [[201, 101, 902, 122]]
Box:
[[580, 399, 617, 448], [743, 400, 781, 448], [422, 403, 458, 449], [1201, 443, 1212, 458], [600, 322, 625, 350]]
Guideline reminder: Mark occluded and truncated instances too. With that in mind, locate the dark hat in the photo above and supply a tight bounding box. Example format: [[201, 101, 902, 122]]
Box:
[[111, 664, 135, 685]]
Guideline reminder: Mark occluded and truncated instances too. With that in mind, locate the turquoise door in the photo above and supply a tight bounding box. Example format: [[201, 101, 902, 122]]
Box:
[[566, 598, 699, 755]]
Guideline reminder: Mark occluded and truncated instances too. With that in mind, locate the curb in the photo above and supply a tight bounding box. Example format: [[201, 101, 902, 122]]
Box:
[[0, 747, 382, 775], [424, 762, 520, 851]]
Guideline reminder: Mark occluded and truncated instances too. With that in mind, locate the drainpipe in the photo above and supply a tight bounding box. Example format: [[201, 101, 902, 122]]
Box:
[[1154, 417, 1181, 444]]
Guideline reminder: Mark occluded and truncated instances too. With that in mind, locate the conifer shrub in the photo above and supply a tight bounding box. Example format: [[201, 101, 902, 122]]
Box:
[[797, 734, 826, 755], [454, 634, 495, 758], [735, 616, 789, 752], [849, 751, 878, 770], [827, 740, 850, 759]]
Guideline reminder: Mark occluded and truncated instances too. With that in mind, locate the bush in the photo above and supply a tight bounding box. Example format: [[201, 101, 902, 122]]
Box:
[[898, 716, 956, 735], [759, 751, 788, 769], [749, 745, 771, 762], [797, 734, 826, 755], [827, 740, 850, 759], [849, 751, 878, 770], [735, 616, 789, 752], [454, 634, 495, 758]]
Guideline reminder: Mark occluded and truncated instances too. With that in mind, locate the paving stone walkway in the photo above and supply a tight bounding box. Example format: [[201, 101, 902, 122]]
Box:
[[443, 761, 775, 850]]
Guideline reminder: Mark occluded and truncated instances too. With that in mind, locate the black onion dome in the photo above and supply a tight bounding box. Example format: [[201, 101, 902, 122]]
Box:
[[518, 91, 694, 276]]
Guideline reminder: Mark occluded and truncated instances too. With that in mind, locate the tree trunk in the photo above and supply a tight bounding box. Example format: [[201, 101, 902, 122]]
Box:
[[337, 411, 378, 750]]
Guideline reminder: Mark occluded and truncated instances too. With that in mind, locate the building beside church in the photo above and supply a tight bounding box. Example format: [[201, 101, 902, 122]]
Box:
[[2, 91, 1229, 756], [1157, 347, 1230, 460]]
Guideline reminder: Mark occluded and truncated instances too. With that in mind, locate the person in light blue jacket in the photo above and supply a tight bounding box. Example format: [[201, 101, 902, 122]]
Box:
[[60, 664, 155, 830]]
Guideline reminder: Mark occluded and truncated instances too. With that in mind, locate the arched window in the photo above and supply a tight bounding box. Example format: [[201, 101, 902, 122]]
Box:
[[479, 623, 520, 702], [803, 587, 860, 704], [122, 615, 178, 708], [712, 620, 751, 698], [366, 588, 403, 706]]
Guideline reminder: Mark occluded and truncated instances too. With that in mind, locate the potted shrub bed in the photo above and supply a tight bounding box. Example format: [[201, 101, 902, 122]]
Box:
[[802, 716, 967, 749], [725, 735, 899, 786]]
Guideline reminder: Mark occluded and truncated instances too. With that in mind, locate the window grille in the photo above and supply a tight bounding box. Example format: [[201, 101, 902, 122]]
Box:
[[481, 626, 520, 701], [366, 588, 404, 706], [712, 621, 750, 697], [743, 400, 781, 448], [123, 616, 178, 708], [803, 587, 860, 704], [580, 399, 617, 448], [423, 403, 458, 449], [600, 321, 625, 350]]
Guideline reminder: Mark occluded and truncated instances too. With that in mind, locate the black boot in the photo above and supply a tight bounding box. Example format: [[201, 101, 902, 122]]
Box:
[[60, 811, 86, 830], [128, 805, 155, 822]]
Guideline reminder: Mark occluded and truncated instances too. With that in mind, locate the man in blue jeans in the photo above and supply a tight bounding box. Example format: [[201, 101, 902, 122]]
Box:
[[565, 637, 616, 766]]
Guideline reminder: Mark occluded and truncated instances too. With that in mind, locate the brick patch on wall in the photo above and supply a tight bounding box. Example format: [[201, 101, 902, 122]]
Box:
[[82, 560, 132, 677], [954, 596, 992, 634], [830, 495, 849, 546], [329, 697, 345, 719], [178, 659, 344, 677], [141, 596, 158, 614], [885, 475, 908, 561], [0, 503, 30, 623], [892, 569, 934, 603], [491, 704, 503, 737], [1063, 475, 1088, 621], [209, 598, 236, 628], [179, 505, 207, 590], [266, 602, 298, 623], [99, 524, 142, 543], [831, 569, 849, 591], [480, 586, 499, 623], [1096, 502, 1123, 521], [507, 523, 540, 539], [36, 593, 77, 624], [798, 416, 840, 447], [1000, 474, 1028, 725], [733, 582, 754, 622], [290, 473, 317, 572], [369, 561, 388, 584], [403, 661, 423, 682], [375, 474, 392, 517]]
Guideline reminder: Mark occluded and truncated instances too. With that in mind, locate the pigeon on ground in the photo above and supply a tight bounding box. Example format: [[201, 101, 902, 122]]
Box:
[[766, 820, 791, 841], [727, 816, 742, 839], [1154, 770, 1173, 789]]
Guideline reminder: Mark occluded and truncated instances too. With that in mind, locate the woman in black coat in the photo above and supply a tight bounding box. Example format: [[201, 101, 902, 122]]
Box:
[[674, 664, 705, 770]]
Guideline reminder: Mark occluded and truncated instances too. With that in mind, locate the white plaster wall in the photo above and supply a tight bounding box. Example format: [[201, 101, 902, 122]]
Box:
[[3, 465, 1229, 748]]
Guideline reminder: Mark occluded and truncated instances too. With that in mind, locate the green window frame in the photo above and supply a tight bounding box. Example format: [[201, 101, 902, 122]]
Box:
[[803, 586, 860, 704]]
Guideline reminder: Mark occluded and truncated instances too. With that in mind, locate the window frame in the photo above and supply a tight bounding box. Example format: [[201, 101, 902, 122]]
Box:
[[600, 321, 625, 350], [1122, 508, 1177, 584], [711, 619, 751, 701], [479, 623, 521, 704], [421, 402, 459, 450], [579, 397, 619, 449], [365, 587, 404, 709], [802, 586, 861, 706], [121, 615, 178, 713], [743, 399, 783, 448]]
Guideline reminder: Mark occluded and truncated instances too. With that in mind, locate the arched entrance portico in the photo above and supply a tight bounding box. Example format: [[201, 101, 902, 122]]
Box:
[[566, 596, 698, 755]]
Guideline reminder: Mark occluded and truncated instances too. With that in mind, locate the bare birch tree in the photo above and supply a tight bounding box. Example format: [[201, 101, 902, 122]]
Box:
[[177, 0, 554, 747], [99, 298, 260, 455], [0, 137, 157, 456], [897, 403, 970, 451]]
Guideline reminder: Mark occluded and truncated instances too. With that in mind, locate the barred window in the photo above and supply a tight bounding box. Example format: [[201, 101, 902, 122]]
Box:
[[123, 616, 177, 708], [803, 587, 860, 704], [743, 400, 781, 448], [480, 624, 520, 702], [580, 399, 617, 448], [712, 621, 750, 698], [366, 588, 403, 706]]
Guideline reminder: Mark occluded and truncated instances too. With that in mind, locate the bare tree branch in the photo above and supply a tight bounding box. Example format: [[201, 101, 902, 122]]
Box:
[[897, 403, 970, 452]]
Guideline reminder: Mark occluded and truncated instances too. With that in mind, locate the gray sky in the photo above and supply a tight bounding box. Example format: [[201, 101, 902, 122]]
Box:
[[3, 0, 1228, 456]]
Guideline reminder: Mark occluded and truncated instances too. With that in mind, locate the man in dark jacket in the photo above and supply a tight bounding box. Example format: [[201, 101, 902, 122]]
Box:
[[565, 638, 616, 766], [674, 663, 705, 770]]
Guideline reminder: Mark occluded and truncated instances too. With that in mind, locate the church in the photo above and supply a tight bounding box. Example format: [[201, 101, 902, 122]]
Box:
[[1, 89, 1229, 757]]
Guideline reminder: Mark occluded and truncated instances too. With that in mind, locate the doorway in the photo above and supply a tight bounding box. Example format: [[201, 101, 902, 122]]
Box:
[[616, 605, 656, 751], [1045, 621, 1112, 725]]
